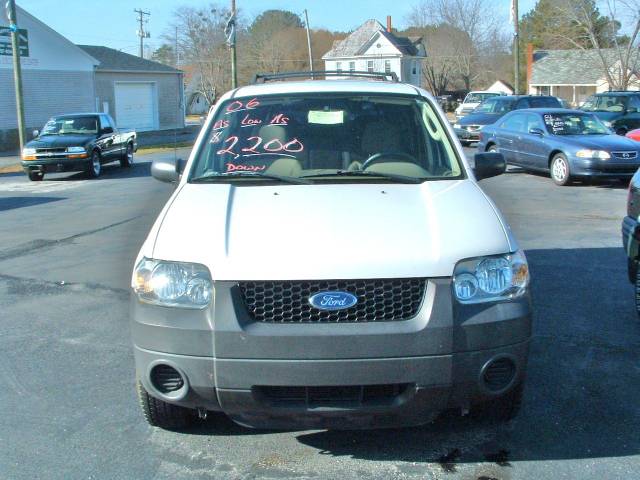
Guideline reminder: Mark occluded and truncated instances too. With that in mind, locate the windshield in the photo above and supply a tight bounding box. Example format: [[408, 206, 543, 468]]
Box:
[[474, 98, 515, 114], [581, 95, 628, 112], [464, 92, 500, 104], [189, 94, 463, 183], [42, 116, 98, 135], [543, 112, 610, 135]]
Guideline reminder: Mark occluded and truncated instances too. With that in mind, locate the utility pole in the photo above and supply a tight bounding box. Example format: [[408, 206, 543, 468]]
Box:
[[134, 8, 150, 58], [512, 0, 519, 95], [226, 0, 237, 89], [303, 9, 314, 77], [6, 0, 26, 150]]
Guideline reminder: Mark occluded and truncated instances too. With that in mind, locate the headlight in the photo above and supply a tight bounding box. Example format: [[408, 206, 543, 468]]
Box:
[[453, 123, 461, 129], [453, 251, 529, 303], [133, 258, 212, 309], [22, 147, 36, 156], [603, 120, 613, 127], [576, 149, 610, 159], [66, 146, 86, 153]]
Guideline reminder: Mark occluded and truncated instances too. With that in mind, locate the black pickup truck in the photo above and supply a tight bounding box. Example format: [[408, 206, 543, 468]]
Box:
[[21, 113, 137, 181]]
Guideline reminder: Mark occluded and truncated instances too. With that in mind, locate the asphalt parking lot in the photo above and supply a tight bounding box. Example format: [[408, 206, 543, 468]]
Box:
[[0, 147, 637, 480]]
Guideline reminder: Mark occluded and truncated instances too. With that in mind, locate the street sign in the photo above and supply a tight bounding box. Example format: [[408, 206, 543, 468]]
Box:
[[0, 26, 28, 56]]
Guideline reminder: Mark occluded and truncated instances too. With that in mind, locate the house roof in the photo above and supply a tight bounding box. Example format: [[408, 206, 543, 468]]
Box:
[[530, 48, 640, 85], [322, 19, 423, 59], [77, 45, 181, 73]]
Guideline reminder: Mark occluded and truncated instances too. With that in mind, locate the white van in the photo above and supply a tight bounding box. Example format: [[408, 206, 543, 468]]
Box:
[[131, 74, 531, 430], [455, 91, 504, 119]]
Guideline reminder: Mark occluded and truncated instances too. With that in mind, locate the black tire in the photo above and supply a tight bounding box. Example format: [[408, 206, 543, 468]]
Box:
[[550, 153, 572, 186], [86, 150, 101, 179], [616, 127, 628, 136], [137, 381, 195, 430], [27, 171, 43, 181], [634, 266, 640, 318], [120, 142, 134, 168], [629, 257, 639, 284], [472, 382, 524, 423]]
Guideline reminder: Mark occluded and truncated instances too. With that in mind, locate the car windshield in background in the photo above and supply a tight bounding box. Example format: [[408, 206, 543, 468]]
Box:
[[528, 97, 561, 108], [474, 98, 515, 114], [582, 95, 628, 112], [464, 92, 500, 104], [543, 112, 609, 135], [189, 94, 463, 183], [42, 116, 98, 135]]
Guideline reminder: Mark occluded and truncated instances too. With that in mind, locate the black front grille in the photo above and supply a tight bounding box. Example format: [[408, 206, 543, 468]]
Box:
[[611, 151, 638, 160], [255, 384, 411, 407], [238, 278, 427, 323], [35, 147, 67, 154]]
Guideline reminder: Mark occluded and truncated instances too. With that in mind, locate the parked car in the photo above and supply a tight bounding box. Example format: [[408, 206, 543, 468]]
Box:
[[626, 128, 640, 142], [622, 169, 640, 315], [454, 95, 562, 146], [132, 74, 532, 431], [454, 90, 503, 119], [20, 113, 137, 181], [580, 91, 640, 135], [477, 108, 640, 186]]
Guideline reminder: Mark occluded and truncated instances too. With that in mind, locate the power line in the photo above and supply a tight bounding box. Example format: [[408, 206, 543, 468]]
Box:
[[134, 8, 151, 58]]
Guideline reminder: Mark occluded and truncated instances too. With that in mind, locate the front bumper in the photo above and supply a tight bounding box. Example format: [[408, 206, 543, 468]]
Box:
[[571, 158, 640, 178], [21, 157, 89, 174], [131, 279, 532, 429]]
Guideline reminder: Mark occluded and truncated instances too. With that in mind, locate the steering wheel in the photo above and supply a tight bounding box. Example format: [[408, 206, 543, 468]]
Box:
[[362, 151, 420, 170]]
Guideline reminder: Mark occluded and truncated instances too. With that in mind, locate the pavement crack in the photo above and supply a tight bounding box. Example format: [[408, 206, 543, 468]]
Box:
[[0, 215, 140, 262], [0, 272, 129, 297]]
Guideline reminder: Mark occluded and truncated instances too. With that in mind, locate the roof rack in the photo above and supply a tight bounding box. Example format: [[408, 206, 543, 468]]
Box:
[[252, 70, 399, 84]]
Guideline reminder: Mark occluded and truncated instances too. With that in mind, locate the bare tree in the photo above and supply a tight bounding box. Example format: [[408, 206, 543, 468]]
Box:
[[407, 0, 507, 90], [167, 4, 233, 105], [554, 0, 640, 90]]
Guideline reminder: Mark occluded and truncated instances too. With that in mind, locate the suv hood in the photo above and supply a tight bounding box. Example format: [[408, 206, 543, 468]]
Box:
[[458, 112, 502, 126], [152, 180, 513, 280]]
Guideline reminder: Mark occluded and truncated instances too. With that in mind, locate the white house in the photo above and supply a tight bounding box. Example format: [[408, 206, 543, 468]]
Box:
[[322, 18, 426, 86], [487, 80, 514, 95]]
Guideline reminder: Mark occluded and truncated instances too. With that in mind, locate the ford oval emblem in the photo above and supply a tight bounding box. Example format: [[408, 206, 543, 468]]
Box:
[[308, 291, 358, 311]]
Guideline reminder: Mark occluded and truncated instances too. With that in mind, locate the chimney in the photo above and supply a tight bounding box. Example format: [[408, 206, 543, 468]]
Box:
[[526, 43, 534, 94], [387, 15, 392, 33]]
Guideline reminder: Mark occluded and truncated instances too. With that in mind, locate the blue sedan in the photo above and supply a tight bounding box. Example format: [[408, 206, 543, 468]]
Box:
[[477, 108, 640, 186]]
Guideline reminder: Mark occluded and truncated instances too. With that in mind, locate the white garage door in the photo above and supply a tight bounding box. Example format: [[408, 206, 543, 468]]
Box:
[[114, 83, 156, 131]]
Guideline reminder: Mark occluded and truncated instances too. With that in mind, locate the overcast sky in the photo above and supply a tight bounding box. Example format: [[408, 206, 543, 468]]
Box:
[[15, 0, 537, 56]]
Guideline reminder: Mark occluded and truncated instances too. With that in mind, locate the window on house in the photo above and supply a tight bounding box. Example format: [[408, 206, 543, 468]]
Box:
[[349, 61, 355, 72], [367, 60, 374, 73], [384, 60, 391, 74], [336, 62, 342, 73]]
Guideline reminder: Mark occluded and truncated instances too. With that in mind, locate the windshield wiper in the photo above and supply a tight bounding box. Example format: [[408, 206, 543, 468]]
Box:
[[190, 171, 311, 185], [301, 170, 425, 184]]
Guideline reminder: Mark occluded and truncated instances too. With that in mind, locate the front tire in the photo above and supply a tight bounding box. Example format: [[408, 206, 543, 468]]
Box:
[[550, 153, 571, 186], [86, 150, 101, 179], [120, 143, 134, 168], [137, 381, 195, 430], [634, 266, 640, 318], [27, 171, 43, 181]]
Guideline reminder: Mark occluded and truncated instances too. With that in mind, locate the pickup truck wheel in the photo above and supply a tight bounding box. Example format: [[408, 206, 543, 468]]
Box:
[[137, 381, 195, 430], [550, 153, 571, 186], [27, 171, 44, 181], [86, 150, 101, 179], [120, 143, 134, 168], [472, 382, 524, 423]]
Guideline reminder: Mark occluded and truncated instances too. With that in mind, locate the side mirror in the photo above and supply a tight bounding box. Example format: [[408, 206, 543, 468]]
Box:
[[473, 152, 506, 181], [32, 129, 40, 138], [151, 158, 185, 183], [529, 127, 544, 136], [101, 126, 114, 135]]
